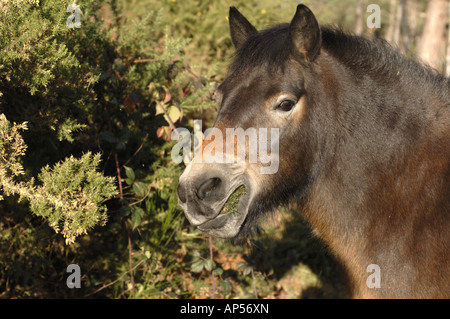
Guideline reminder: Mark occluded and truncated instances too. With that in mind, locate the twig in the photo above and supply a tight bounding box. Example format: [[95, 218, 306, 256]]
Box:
[[114, 151, 124, 201], [104, 102, 136, 299], [127, 185, 151, 206], [156, 100, 177, 130], [251, 267, 258, 299], [133, 58, 160, 64], [185, 65, 200, 80], [115, 145, 136, 299], [208, 235, 216, 299], [125, 220, 135, 298], [121, 133, 149, 168], [85, 259, 145, 297]]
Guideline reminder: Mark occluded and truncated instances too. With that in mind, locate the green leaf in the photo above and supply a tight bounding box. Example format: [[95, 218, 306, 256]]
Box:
[[220, 279, 232, 296], [191, 250, 201, 262], [120, 206, 131, 218], [123, 166, 135, 185], [204, 259, 216, 272], [133, 182, 147, 197], [191, 259, 205, 273], [237, 262, 253, 276], [213, 267, 223, 276], [155, 104, 182, 125], [243, 267, 252, 276], [131, 206, 145, 230], [236, 262, 247, 270], [167, 105, 181, 123]]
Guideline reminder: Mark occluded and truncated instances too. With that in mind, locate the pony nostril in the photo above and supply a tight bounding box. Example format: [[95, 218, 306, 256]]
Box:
[[177, 182, 187, 203], [197, 177, 222, 200]]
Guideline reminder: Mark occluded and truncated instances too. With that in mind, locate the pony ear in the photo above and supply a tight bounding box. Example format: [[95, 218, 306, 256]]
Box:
[[289, 5, 321, 62], [229, 7, 257, 49]]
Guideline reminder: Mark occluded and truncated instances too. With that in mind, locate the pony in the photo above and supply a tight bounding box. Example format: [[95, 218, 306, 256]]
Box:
[[177, 5, 450, 298]]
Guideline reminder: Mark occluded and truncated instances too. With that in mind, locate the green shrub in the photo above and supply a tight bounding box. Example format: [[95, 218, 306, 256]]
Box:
[[0, 114, 117, 244], [0, 0, 214, 297]]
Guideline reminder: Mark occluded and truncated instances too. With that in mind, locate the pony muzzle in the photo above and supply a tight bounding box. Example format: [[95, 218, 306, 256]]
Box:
[[177, 162, 252, 238]]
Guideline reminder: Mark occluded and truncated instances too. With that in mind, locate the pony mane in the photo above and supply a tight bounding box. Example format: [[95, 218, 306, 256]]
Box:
[[320, 27, 448, 87], [230, 24, 449, 97]]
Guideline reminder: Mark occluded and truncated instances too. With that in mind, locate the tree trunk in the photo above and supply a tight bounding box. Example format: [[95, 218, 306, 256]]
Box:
[[446, 1, 450, 76], [393, 0, 402, 47], [400, 0, 409, 52], [386, 0, 398, 43], [417, 0, 449, 71], [355, 0, 364, 35], [407, 0, 419, 47]]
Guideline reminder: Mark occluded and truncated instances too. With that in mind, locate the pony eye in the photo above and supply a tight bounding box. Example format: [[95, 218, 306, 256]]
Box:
[[277, 99, 296, 112]]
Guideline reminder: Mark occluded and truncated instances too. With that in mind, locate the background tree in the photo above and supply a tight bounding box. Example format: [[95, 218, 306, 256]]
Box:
[[446, 1, 450, 76], [417, 0, 449, 70]]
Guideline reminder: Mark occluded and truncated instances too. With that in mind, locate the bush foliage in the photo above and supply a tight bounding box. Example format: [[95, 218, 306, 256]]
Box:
[[0, 114, 117, 244], [0, 0, 348, 298]]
